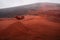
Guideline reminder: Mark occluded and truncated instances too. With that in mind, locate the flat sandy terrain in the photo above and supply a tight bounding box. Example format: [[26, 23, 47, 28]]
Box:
[[0, 15, 60, 40]]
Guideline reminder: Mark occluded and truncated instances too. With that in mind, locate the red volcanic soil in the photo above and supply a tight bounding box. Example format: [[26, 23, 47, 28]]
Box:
[[0, 15, 60, 40]]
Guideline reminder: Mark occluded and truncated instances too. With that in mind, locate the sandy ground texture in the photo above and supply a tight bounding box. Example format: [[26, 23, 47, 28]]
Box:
[[0, 15, 60, 40]]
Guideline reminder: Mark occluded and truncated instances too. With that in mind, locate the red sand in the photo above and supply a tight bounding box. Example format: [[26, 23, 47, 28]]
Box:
[[0, 15, 60, 40]]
